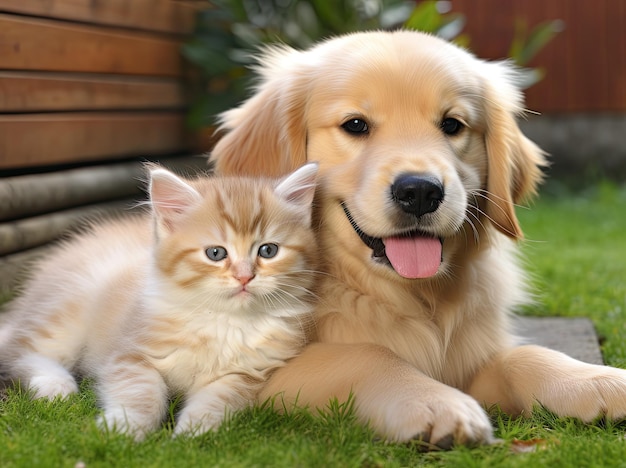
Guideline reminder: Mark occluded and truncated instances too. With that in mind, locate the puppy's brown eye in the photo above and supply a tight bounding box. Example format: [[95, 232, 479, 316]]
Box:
[[441, 117, 464, 136], [341, 118, 369, 135]]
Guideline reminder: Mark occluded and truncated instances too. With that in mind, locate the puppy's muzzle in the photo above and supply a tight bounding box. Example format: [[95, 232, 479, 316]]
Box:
[[391, 174, 444, 217]]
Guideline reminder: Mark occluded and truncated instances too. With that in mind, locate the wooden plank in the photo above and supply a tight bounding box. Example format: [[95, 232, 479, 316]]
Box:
[[0, 14, 183, 77], [0, 72, 186, 112], [0, 199, 140, 256], [568, 1, 606, 111], [0, 161, 144, 222], [0, 155, 207, 222], [453, 0, 511, 59], [0, 242, 56, 291], [0, 112, 190, 170], [605, 0, 625, 111], [527, 0, 569, 113], [452, 0, 626, 112], [0, 0, 200, 35]]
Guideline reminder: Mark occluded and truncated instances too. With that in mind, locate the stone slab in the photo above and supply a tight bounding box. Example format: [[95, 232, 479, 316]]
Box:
[[515, 316, 604, 365]]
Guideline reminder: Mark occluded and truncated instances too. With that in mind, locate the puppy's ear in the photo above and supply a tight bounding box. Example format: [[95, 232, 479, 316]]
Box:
[[482, 63, 547, 240], [210, 45, 308, 177]]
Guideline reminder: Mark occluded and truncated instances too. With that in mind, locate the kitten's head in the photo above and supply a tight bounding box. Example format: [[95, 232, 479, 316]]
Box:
[[148, 163, 319, 317]]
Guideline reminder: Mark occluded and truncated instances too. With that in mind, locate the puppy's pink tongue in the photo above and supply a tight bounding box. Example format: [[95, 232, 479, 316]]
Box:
[[383, 236, 442, 279]]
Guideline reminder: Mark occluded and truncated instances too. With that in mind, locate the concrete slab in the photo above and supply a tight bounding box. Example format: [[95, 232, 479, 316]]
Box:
[[515, 316, 604, 365]]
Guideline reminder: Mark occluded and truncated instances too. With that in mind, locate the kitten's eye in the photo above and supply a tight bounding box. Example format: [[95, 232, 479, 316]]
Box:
[[341, 118, 369, 135], [441, 117, 464, 136], [258, 243, 279, 259], [206, 246, 227, 261]]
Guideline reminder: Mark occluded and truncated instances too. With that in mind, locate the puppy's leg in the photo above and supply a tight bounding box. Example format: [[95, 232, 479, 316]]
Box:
[[260, 342, 494, 447], [468, 345, 626, 421]]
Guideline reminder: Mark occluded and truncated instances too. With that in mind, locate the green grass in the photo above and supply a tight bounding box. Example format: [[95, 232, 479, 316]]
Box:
[[2, 182, 626, 467], [517, 182, 626, 368]]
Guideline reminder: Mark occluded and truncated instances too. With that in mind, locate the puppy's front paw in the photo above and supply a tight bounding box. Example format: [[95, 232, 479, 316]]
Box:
[[368, 384, 494, 448], [471, 346, 626, 424], [540, 365, 626, 422]]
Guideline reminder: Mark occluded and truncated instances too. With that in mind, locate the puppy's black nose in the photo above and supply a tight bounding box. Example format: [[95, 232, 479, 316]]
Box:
[[391, 174, 444, 217]]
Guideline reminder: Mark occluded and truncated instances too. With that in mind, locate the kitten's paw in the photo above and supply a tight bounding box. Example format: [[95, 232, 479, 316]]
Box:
[[29, 375, 78, 399], [173, 411, 223, 438], [97, 408, 156, 441]]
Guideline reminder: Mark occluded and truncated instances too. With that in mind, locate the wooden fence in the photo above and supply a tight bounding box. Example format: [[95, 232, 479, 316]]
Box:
[[0, 1, 208, 290], [0, 0, 202, 171], [451, 0, 626, 113], [2, 1, 623, 289]]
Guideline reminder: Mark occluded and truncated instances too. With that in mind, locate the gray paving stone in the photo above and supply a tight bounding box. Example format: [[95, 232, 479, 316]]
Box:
[[515, 316, 604, 365]]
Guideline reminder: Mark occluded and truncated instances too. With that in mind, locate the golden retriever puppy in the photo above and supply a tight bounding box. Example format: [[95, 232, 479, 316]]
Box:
[[210, 30, 626, 448]]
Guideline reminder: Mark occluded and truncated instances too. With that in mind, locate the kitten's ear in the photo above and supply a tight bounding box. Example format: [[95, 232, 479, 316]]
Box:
[[274, 163, 318, 216], [149, 167, 201, 236]]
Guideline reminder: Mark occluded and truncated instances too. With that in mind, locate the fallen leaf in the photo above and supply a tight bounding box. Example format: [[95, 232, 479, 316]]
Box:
[[510, 438, 550, 454]]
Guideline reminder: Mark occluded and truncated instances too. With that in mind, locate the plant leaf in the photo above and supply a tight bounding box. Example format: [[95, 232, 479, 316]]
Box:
[[515, 20, 563, 66], [436, 14, 466, 40], [404, 0, 441, 33]]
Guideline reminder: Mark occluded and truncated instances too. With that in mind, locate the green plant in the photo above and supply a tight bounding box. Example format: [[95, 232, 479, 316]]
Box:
[[182, 1, 561, 130], [508, 18, 565, 88], [183, 0, 410, 129], [182, 0, 472, 129], [404, 0, 468, 45]]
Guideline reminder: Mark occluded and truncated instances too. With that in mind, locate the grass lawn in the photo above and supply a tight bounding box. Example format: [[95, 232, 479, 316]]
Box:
[[517, 182, 626, 368], [2, 182, 626, 467]]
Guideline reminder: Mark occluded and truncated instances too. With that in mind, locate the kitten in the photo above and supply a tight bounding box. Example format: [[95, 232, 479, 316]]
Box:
[[0, 163, 319, 439]]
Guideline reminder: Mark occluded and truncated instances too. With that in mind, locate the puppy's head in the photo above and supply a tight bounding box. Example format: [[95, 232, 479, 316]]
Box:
[[211, 31, 546, 280]]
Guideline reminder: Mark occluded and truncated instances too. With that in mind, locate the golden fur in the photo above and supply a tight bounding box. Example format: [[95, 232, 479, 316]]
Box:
[[210, 30, 626, 448]]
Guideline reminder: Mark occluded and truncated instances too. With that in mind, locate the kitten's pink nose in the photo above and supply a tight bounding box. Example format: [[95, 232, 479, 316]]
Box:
[[236, 274, 255, 286], [234, 262, 255, 286]]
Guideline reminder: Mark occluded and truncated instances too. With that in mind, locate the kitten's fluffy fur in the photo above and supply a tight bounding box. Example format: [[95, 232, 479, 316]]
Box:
[[0, 163, 319, 439]]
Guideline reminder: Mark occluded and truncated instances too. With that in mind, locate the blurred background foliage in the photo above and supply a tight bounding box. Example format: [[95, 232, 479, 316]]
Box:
[[182, 0, 562, 130]]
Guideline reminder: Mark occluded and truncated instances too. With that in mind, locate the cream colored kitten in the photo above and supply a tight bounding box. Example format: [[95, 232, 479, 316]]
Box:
[[0, 163, 319, 439]]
